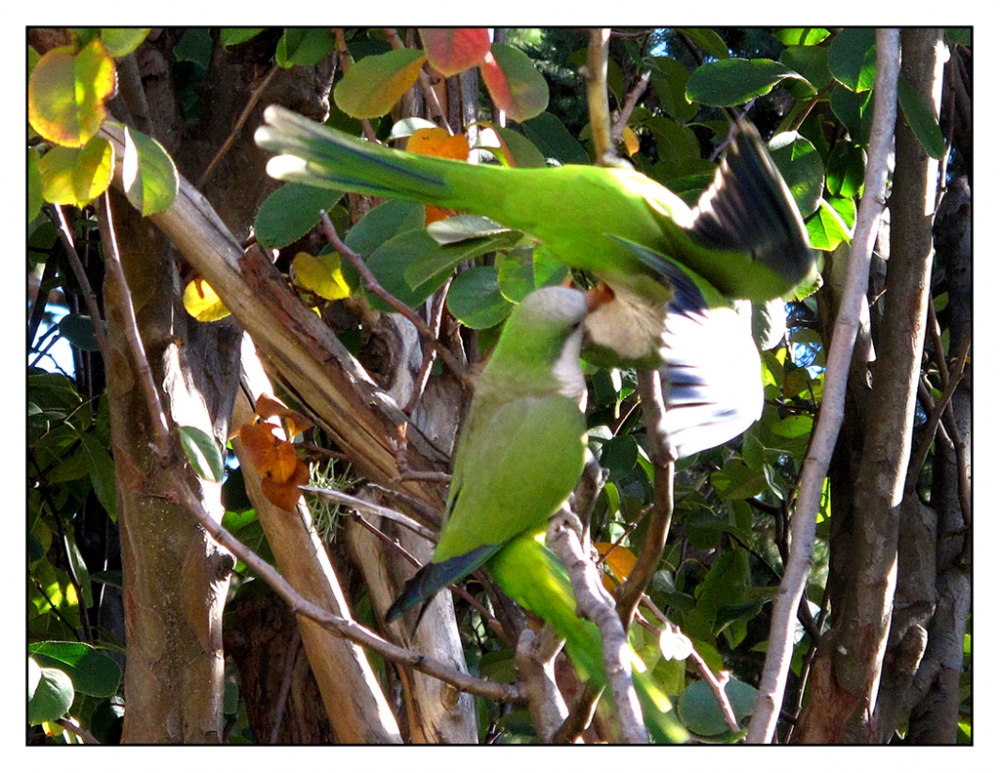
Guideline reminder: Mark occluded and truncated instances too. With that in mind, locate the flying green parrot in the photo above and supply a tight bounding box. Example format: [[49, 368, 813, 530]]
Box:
[[380, 285, 683, 742], [255, 105, 816, 459]]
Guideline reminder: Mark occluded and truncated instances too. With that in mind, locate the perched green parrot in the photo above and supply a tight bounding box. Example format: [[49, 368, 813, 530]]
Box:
[[255, 105, 816, 459], [377, 285, 682, 742]]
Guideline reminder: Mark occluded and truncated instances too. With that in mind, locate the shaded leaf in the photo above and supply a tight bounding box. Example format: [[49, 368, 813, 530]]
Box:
[[678, 677, 758, 736], [335, 48, 427, 119], [220, 29, 265, 47], [522, 111, 590, 165], [446, 266, 513, 329], [687, 58, 809, 107], [277, 28, 336, 68], [897, 74, 945, 160], [677, 28, 731, 60], [254, 182, 344, 249], [480, 43, 548, 123], [420, 28, 491, 76], [79, 431, 117, 518], [58, 313, 102, 351], [767, 132, 824, 218]]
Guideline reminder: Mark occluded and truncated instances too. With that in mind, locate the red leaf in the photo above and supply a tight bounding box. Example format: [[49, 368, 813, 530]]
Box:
[[420, 28, 491, 77]]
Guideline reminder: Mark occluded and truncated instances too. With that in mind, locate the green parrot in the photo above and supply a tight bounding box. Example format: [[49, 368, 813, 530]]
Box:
[[377, 285, 682, 742], [255, 105, 816, 459]]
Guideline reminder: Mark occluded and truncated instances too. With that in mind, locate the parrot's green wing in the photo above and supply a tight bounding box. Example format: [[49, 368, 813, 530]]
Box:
[[491, 534, 689, 743], [255, 106, 815, 304], [385, 286, 589, 623]]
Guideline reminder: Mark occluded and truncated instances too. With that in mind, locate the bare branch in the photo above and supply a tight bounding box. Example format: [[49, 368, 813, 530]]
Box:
[[747, 28, 901, 744]]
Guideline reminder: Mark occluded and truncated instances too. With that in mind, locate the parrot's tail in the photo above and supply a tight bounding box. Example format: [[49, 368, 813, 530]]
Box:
[[491, 535, 688, 743], [385, 543, 501, 623], [256, 104, 474, 206]]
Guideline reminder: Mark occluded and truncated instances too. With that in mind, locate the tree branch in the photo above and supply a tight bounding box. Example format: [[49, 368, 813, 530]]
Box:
[[746, 28, 901, 745]]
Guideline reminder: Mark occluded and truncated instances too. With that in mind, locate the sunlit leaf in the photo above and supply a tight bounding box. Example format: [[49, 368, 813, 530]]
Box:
[[406, 127, 469, 160], [480, 43, 548, 123], [178, 425, 224, 483], [772, 28, 830, 46], [767, 132, 824, 218], [260, 459, 310, 511], [292, 251, 352, 300], [420, 28, 491, 76], [100, 28, 150, 58], [37, 135, 114, 207], [183, 278, 231, 322], [29, 40, 117, 147], [622, 125, 640, 156], [829, 28, 876, 92], [121, 125, 178, 215], [334, 48, 427, 119], [29, 641, 122, 698], [28, 149, 43, 221]]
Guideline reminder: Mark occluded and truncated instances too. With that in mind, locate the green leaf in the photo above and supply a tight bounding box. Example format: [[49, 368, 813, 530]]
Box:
[[335, 48, 427, 119], [807, 198, 854, 251], [404, 229, 521, 289], [255, 183, 344, 249], [686, 58, 809, 107], [826, 140, 866, 198], [420, 28, 491, 76], [710, 459, 766, 501], [496, 247, 536, 302], [647, 57, 698, 122], [678, 677, 758, 737], [446, 266, 513, 329], [897, 74, 945, 160], [426, 215, 512, 246], [58, 314, 102, 351], [79, 431, 117, 518], [522, 112, 590, 165], [29, 641, 122, 698], [277, 28, 336, 68], [771, 415, 814, 439], [600, 434, 639, 483], [174, 28, 213, 68], [220, 29, 265, 47], [829, 28, 877, 92], [122, 126, 179, 215], [830, 83, 874, 144], [481, 43, 549, 123], [365, 229, 452, 311], [100, 28, 151, 58], [178, 425, 224, 483], [345, 199, 425, 257], [676, 28, 731, 60], [490, 126, 547, 168], [28, 660, 74, 725], [767, 132, 824, 218], [28, 149, 43, 221], [772, 28, 830, 46]]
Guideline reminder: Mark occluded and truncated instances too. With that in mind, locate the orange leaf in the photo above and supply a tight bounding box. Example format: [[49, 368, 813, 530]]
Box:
[[406, 128, 469, 161], [238, 423, 283, 474], [261, 459, 310, 511], [254, 394, 313, 438], [595, 542, 638, 584], [420, 28, 491, 77]]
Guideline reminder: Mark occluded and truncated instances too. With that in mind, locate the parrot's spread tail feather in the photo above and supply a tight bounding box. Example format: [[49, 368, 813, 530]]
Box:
[[257, 105, 460, 203], [691, 121, 816, 295], [385, 543, 501, 623]]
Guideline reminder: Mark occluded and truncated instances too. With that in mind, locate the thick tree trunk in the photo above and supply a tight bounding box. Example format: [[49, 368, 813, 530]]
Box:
[[794, 28, 944, 743]]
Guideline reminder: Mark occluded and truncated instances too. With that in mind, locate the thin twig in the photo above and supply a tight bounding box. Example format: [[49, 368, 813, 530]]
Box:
[[50, 205, 108, 358], [197, 65, 280, 189], [746, 28, 901, 745], [611, 69, 651, 144], [319, 211, 473, 386], [55, 717, 100, 744], [548, 508, 647, 744], [617, 370, 674, 628], [94, 193, 173, 462]]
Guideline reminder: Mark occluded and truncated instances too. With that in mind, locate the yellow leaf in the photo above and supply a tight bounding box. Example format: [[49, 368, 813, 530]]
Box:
[[622, 125, 640, 157], [28, 41, 117, 147], [182, 278, 231, 322], [292, 252, 351, 301]]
